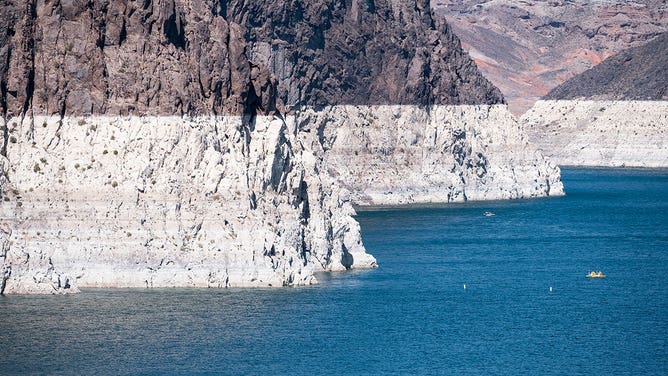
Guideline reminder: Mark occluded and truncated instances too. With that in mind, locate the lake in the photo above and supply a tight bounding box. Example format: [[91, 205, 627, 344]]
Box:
[[1, 168, 666, 374]]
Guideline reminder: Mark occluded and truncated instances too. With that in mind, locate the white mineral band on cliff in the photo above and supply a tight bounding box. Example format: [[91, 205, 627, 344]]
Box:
[[0, 104, 562, 294], [0, 114, 375, 294], [301, 105, 563, 205], [522, 100, 668, 167]]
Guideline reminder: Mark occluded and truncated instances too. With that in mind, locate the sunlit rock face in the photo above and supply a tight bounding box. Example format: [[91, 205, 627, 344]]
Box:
[[297, 105, 562, 206], [523, 101, 668, 167], [0, 114, 377, 294]]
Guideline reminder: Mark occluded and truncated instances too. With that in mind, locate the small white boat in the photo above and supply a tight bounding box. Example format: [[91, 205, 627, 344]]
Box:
[[484, 211, 495, 217]]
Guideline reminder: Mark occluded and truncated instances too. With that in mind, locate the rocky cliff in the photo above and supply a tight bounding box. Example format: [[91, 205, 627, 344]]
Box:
[[298, 105, 561, 205], [0, 0, 278, 117], [1, 114, 377, 293], [434, 0, 667, 114], [232, 0, 504, 107], [0, 0, 504, 118], [523, 33, 668, 167], [0, 0, 562, 294]]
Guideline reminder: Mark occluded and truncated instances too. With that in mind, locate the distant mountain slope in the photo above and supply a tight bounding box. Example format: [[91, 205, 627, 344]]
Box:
[[545, 32, 668, 100], [434, 0, 667, 114]]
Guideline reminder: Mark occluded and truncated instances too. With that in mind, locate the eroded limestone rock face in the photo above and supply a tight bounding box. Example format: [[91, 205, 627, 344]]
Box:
[[297, 105, 563, 205], [522, 100, 668, 167], [0, 223, 78, 295], [0, 114, 376, 293], [0, 101, 564, 294]]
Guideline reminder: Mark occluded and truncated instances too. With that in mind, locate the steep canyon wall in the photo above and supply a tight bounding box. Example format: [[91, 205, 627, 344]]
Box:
[[0, 0, 562, 293]]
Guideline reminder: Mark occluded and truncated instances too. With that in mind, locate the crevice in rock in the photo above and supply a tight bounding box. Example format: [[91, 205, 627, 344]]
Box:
[[216, 1, 228, 19], [0, 226, 12, 295], [119, 18, 127, 46], [163, 2, 186, 49], [0, 31, 9, 156], [1, 121, 7, 158], [340, 242, 353, 270], [22, 0, 37, 117], [243, 80, 259, 118], [0, 265, 9, 295], [0, 44, 9, 122]]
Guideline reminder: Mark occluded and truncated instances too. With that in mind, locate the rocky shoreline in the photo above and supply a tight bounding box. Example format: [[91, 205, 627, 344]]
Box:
[[0, 104, 563, 294], [1, 113, 375, 294], [523, 101, 668, 168], [300, 105, 562, 205]]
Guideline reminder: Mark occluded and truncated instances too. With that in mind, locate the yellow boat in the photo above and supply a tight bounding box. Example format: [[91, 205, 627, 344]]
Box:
[[586, 271, 606, 278]]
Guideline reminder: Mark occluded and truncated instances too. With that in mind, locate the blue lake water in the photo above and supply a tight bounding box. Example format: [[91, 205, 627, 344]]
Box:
[[1, 168, 667, 375]]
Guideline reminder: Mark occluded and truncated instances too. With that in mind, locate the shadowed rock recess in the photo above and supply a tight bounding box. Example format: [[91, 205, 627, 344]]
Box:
[[0, 0, 562, 294], [523, 33, 668, 167]]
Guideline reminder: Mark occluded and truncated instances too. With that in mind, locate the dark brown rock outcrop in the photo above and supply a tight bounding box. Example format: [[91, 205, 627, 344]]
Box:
[[1, 0, 276, 117], [545, 32, 668, 100], [231, 0, 503, 108], [0, 0, 503, 118]]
